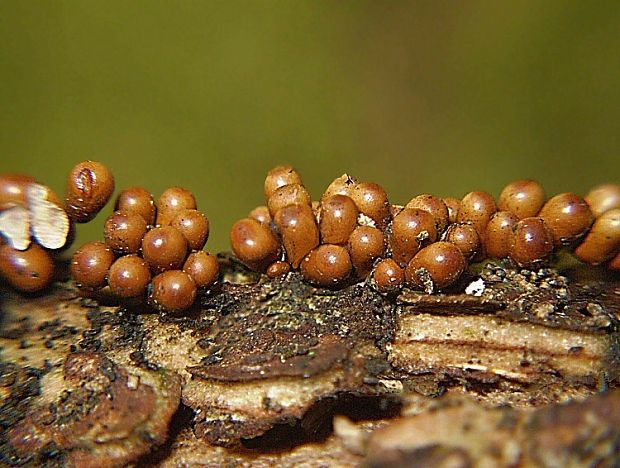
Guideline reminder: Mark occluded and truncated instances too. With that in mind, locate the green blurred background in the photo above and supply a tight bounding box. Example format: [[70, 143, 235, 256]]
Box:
[[1, 1, 619, 253]]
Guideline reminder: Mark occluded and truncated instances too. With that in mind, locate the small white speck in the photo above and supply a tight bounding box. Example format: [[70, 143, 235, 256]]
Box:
[[127, 374, 140, 390], [465, 278, 485, 297], [357, 213, 376, 227]]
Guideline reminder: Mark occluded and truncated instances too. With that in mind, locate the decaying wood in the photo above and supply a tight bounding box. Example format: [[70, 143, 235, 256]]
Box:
[[364, 389, 620, 467], [0, 257, 619, 466]]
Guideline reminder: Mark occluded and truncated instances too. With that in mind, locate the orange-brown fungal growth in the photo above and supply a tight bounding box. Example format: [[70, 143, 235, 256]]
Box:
[[115, 186, 157, 225], [156, 187, 197, 226], [320, 174, 358, 204], [301, 244, 352, 287], [538, 193, 594, 246], [484, 211, 518, 259], [0, 243, 55, 293], [248, 205, 271, 225], [585, 183, 620, 217], [0, 172, 74, 293], [372, 258, 404, 294], [405, 194, 449, 234], [498, 180, 545, 220], [574, 209, 620, 265], [267, 184, 312, 218], [509, 217, 554, 268], [264, 165, 304, 200], [390, 208, 437, 266], [348, 225, 385, 278], [69, 180, 216, 313], [71, 241, 115, 291], [171, 209, 210, 251], [275, 203, 320, 269], [457, 191, 497, 236], [0, 174, 37, 209], [104, 211, 148, 255], [444, 223, 480, 260], [230, 218, 280, 272], [266, 260, 291, 279], [351, 182, 391, 230], [183, 251, 219, 289], [319, 195, 359, 245], [405, 242, 466, 293], [108, 255, 152, 298], [142, 226, 188, 274], [229, 166, 617, 296], [65, 161, 115, 222], [149, 270, 197, 312], [443, 197, 461, 224]]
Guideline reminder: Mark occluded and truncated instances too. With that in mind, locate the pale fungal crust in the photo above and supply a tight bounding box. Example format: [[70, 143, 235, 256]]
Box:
[[0, 184, 70, 251], [0, 204, 30, 250], [26, 183, 70, 250]]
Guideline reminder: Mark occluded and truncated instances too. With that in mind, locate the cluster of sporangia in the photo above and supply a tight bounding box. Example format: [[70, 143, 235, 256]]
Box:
[[0, 161, 218, 313], [69, 167, 218, 313], [1, 162, 619, 305], [231, 166, 620, 294]]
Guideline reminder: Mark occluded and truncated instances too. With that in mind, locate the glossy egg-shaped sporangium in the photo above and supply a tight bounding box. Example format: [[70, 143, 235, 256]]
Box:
[[372, 258, 404, 293], [457, 191, 497, 236], [230, 218, 280, 272], [108, 255, 151, 298], [104, 211, 148, 255], [115, 186, 156, 225], [390, 208, 437, 266], [71, 241, 115, 290], [538, 193, 593, 246], [585, 183, 620, 217], [444, 223, 480, 260], [171, 209, 210, 251], [0, 243, 55, 293], [274, 203, 319, 268], [405, 241, 466, 292], [66, 161, 115, 223], [405, 194, 449, 234], [301, 244, 352, 287], [509, 217, 554, 267], [319, 194, 359, 245], [183, 251, 219, 289], [498, 180, 545, 220], [150, 270, 197, 312], [156, 187, 197, 226], [264, 165, 304, 200], [348, 225, 385, 278], [484, 211, 518, 259], [351, 182, 391, 229], [142, 226, 188, 273], [574, 209, 620, 265]]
